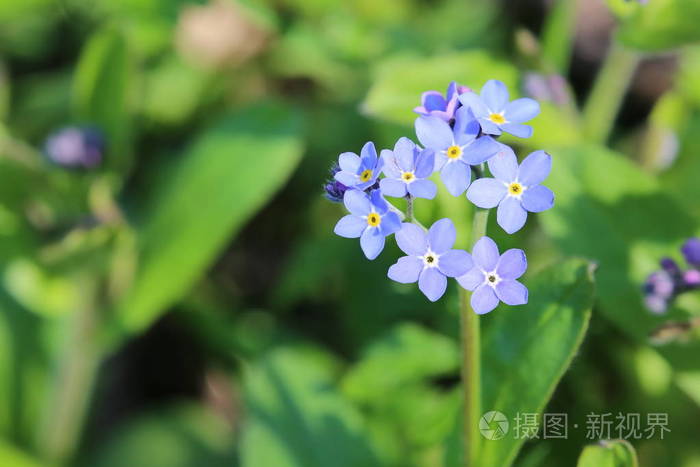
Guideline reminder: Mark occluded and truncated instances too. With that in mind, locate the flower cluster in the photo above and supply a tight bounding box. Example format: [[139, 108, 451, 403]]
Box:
[[326, 79, 554, 314], [643, 238, 700, 314]]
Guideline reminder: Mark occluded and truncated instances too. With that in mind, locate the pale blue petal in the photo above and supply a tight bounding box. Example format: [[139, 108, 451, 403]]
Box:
[[497, 196, 528, 234], [477, 118, 502, 136], [440, 161, 471, 196], [453, 106, 479, 146], [369, 189, 389, 214], [518, 150, 551, 186], [408, 179, 437, 199], [467, 178, 507, 209], [521, 185, 554, 212], [446, 81, 458, 101], [462, 136, 500, 165], [379, 211, 402, 236], [487, 144, 518, 182], [422, 91, 446, 111], [415, 116, 453, 150], [458, 92, 488, 118], [381, 149, 401, 178], [496, 248, 527, 280], [338, 152, 361, 172], [396, 223, 427, 255], [334, 215, 366, 238], [394, 137, 416, 171], [471, 284, 499, 314], [360, 141, 378, 166], [418, 267, 447, 302], [472, 236, 499, 270], [438, 250, 473, 277], [495, 280, 528, 306], [343, 189, 370, 215], [380, 178, 407, 198], [414, 149, 435, 178], [501, 123, 532, 138], [335, 171, 357, 187], [504, 98, 540, 123], [360, 227, 385, 260], [388, 256, 423, 284], [428, 218, 456, 253], [434, 151, 448, 172], [457, 267, 485, 291], [481, 80, 508, 112]]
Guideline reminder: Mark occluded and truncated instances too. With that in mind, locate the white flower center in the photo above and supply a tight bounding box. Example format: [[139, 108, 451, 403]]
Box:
[[422, 250, 439, 268], [484, 270, 501, 287]]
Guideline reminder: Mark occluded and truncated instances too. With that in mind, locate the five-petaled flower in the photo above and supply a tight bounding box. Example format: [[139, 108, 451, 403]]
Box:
[[459, 79, 540, 138], [457, 236, 528, 314], [334, 142, 384, 190], [467, 146, 554, 234], [415, 106, 500, 197], [414, 81, 470, 122], [334, 189, 401, 260], [380, 137, 437, 200], [388, 219, 473, 301]]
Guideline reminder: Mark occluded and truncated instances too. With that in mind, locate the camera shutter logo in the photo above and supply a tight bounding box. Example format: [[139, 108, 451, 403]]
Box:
[[480, 411, 509, 440]]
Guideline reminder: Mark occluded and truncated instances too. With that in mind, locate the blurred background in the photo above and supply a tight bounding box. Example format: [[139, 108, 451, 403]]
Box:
[[1, 0, 700, 465]]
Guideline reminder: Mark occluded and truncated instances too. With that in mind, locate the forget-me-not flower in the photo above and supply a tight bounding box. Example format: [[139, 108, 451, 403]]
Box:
[[380, 137, 437, 200], [467, 146, 554, 234], [415, 106, 500, 197], [457, 236, 528, 314], [334, 189, 401, 260], [334, 142, 384, 190], [414, 81, 470, 122], [459, 80, 540, 138], [388, 219, 473, 301]]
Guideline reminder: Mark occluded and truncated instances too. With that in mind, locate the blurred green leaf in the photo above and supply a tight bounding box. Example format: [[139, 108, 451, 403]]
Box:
[[0, 438, 42, 467], [577, 439, 638, 467], [475, 258, 595, 467], [118, 101, 303, 333], [241, 346, 380, 467]]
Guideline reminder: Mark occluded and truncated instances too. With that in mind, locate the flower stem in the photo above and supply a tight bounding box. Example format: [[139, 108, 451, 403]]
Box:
[[405, 194, 426, 230], [582, 41, 640, 144], [460, 198, 489, 466]]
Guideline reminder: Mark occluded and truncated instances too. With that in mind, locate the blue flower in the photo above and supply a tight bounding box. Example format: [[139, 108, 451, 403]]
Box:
[[334, 142, 384, 190], [457, 236, 528, 314], [681, 238, 700, 268], [415, 106, 500, 197], [388, 219, 473, 301], [414, 81, 470, 122], [380, 137, 437, 199], [459, 80, 540, 138], [323, 163, 348, 202], [334, 189, 401, 260], [44, 126, 104, 169], [466, 146, 554, 234]]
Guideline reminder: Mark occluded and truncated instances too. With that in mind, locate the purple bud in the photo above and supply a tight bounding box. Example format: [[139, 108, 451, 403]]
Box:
[[644, 295, 669, 315], [45, 126, 104, 169], [644, 271, 675, 299], [323, 163, 348, 203], [660, 257, 681, 276], [683, 269, 700, 287], [681, 238, 700, 267]]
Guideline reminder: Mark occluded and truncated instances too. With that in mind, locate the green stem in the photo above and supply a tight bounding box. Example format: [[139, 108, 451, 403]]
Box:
[[541, 0, 578, 74], [460, 192, 490, 466], [582, 41, 640, 144]]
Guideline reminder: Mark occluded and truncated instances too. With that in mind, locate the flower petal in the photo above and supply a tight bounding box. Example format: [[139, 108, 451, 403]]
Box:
[[521, 185, 554, 212], [438, 250, 473, 277], [379, 211, 402, 237], [477, 118, 502, 136], [428, 218, 456, 253], [360, 141, 378, 166], [471, 236, 499, 271], [495, 279, 528, 306], [457, 267, 485, 291], [338, 152, 361, 172], [408, 179, 437, 200], [504, 98, 540, 123], [388, 256, 423, 284], [422, 91, 447, 111], [360, 227, 385, 260], [471, 284, 499, 314], [334, 215, 366, 238], [458, 92, 488, 118], [415, 116, 453, 150], [518, 150, 551, 186], [380, 178, 407, 198], [501, 123, 532, 138], [335, 171, 358, 187], [418, 267, 447, 302], [394, 137, 416, 172], [481, 80, 508, 112], [440, 161, 471, 196], [343, 189, 370, 215], [497, 196, 528, 234], [414, 148, 435, 178], [381, 149, 401, 178], [369, 189, 389, 214], [462, 136, 500, 165], [496, 248, 527, 280], [453, 106, 479, 146], [487, 144, 518, 182], [396, 223, 427, 255], [467, 178, 507, 209]]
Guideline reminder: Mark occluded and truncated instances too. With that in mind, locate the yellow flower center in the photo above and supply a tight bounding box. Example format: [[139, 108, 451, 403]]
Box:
[[366, 212, 381, 227], [402, 172, 415, 182], [359, 169, 373, 182], [508, 182, 523, 196], [489, 113, 506, 124], [447, 145, 462, 160]]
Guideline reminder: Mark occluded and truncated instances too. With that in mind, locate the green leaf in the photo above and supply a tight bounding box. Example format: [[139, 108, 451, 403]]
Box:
[[362, 50, 518, 126], [540, 145, 699, 338], [0, 438, 42, 467], [476, 258, 595, 467], [118, 101, 303, 333], [577, 440, 639, 467], [241, 346, 380, 467], [73, 28, 133, 173]]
